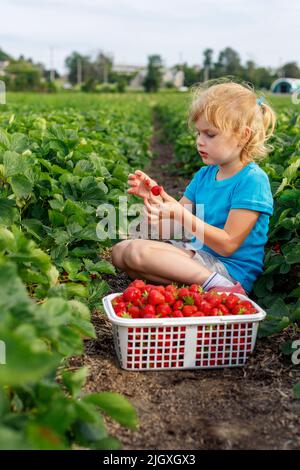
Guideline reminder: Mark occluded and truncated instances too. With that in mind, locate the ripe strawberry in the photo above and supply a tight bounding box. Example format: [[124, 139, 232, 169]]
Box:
[[151, 185, 162, 196], [218, 304, 229, 315], [112, 295, 124, 305], [173, 300, 184, 310], [143, 312, 156, 318], [199, 300, 212, 314], [123, 287, 141, 303], [154, 285, 166, 294], [172, 310, 184, 317], [231, 304, 246, 315], [225, 294, 239, 310], [144, 284, 156, 293], [178, 287, 190, 299], [156, 303, 172, 318], [113, 301, 126, 313], [210, 308, 220, 316], [182, 305, 196, 317], [205, 292, 222, 307], [192, 292, 203, 307], [141, 304, 156, 317], [164, 291, 176, 304], [127, 306, 141, 318], [189, 284, 203, 293], [148, 289, 165, 306], [273, 243, 281, 253], [239, 300, 254, 310], [165, 284, 178, 293], [130, 279, 146, 291]]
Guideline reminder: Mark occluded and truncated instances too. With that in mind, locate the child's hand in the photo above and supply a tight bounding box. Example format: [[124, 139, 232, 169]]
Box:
[[144, 186, 183, 224], [127, 170, 161, 202]]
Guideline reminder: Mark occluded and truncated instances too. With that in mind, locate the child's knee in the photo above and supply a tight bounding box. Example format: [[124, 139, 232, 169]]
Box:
[[111, 239, 132, 269], [124, 239, 148, 270]]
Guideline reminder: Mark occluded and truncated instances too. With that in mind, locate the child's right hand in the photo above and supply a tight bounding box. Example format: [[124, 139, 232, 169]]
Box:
[[127, 170, 160, 201]]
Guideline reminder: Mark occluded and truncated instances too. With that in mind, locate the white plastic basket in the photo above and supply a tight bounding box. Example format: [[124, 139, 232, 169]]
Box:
[[102, 293, 266, 371]]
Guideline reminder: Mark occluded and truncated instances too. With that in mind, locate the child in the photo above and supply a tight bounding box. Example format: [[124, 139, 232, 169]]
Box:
[[111, 81, 276, 295]]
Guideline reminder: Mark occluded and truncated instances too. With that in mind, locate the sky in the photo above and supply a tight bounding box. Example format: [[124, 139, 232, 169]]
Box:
[[0, 0, 299, 74]]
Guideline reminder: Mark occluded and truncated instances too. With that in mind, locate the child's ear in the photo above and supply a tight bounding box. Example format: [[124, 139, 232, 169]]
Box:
[[239, 126, 252, 147]]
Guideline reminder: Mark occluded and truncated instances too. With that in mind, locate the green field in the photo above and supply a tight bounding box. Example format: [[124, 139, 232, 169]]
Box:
[[0, 91, 299, 449]]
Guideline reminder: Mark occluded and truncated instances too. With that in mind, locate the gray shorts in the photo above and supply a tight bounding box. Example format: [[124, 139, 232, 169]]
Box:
[[164, 239, 236, 283]]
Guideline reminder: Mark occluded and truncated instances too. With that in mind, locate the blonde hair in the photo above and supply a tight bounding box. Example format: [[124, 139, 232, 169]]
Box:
[[188, 79, 277, 163]]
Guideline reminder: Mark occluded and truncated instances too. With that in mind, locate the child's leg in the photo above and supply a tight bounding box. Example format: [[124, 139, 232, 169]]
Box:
[[120, 239, 212, 286], [124, 267, 176, 284]]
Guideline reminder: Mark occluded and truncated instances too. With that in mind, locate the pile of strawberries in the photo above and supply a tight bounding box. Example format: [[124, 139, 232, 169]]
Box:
[[112, 279, 257, 319]]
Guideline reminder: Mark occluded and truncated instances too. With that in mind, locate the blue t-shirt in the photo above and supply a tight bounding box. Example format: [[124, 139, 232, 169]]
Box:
[[183, 162, 273, 292]]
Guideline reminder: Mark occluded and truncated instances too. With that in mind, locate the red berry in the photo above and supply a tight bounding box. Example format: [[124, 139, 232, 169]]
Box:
[[178, 287, 190, 299], [148, 289, 165, 306], [156, 303, 172, 318], [151, 185, 162, 196]]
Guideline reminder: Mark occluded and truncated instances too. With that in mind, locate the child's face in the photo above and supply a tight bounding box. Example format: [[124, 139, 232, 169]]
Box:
[[195, 115, 242, 166]]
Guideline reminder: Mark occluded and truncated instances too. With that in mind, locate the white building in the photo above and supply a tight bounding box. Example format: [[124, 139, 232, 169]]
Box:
[[271, 77, 300, 94]]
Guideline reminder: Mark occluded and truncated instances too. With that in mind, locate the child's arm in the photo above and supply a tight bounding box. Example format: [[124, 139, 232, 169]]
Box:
[[157, 196, 194, 240], [145, 188, 260, 256], [180, 206, 260, 256]]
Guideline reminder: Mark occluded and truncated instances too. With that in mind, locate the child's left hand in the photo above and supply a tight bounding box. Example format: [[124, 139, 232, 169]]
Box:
[[143, 187, 183, 224]]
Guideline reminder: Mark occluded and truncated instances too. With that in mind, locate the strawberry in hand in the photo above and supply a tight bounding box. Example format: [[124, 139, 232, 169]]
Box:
[[127, 170, 161, 202]]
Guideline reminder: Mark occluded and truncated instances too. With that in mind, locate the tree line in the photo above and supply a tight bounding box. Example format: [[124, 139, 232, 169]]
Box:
[[0, 46, 299, 93]]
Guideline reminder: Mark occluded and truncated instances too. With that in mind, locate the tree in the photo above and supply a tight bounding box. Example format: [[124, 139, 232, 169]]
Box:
[[0, 48, 11, 61], [65, 51, 94, 85], [143, 55, 163, 92], [5, 60, 42, 91], [212, 47, 243, 78], [280, 62, 300, 78], [94, 52, 113, 83], [203, 48, 213, 81]]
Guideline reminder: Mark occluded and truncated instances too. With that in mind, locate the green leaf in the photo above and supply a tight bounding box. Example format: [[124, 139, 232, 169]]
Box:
[[10, 175, 33, 199], [0, 331, 59, 386], [83, 392, 138, 430], [283, 159, 300, 183], [3, 151, 32, 178], [0, 199, 18, 226], [0, 426, 27, 450], [258, 316, 290, 338], [0, 128, 11, 149], [293, 381, 300, 399], [26, 423, 65, 450], [62, 366, 89, 398], [267, 298, 290, 318], [65, 283, 88, 298]]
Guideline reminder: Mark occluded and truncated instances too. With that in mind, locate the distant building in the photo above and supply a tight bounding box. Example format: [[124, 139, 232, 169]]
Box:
[[162, 69, 184, 88], [112, 64, 145, 75], [112, 64, 185, 89], [271, 77, 300, 94]]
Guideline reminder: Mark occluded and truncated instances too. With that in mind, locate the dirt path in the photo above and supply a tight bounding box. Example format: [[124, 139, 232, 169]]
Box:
[[71, 116, 300, 450]]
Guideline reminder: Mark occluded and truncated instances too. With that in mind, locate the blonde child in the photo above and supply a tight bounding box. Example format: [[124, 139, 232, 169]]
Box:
[[112, 81, 276, 295]]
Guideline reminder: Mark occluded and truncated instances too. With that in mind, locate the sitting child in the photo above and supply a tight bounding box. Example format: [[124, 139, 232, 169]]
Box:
[[112, 81, 276, 295]]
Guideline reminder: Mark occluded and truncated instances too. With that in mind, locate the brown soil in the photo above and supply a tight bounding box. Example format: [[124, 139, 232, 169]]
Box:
[[72, 117, 300, 450]]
